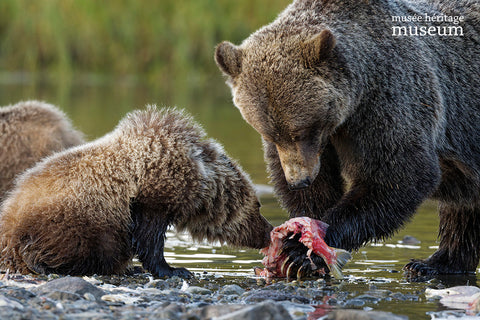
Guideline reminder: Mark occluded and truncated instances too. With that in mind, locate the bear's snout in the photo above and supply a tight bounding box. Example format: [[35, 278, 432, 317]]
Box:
[[275, 143, 320, 190], [288, 176, 312, 190]]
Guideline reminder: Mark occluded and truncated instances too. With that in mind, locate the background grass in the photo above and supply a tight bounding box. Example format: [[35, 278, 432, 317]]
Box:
[[0, 0, 290, 83]]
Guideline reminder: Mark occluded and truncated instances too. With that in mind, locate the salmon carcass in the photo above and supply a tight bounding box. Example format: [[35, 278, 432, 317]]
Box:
[[257, 217, 351, 279]]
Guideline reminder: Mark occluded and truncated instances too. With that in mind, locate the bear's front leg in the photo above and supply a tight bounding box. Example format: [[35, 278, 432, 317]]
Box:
[[404, 202, 480, 276], [321, 180, 432, 251], [131, 203, 193, 278], [282, 148, 441, 278], [264, 140, 344, 218]]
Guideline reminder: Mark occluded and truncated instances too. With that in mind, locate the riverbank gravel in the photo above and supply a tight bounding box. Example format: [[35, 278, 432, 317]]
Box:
[[0, 272, 441, 320]]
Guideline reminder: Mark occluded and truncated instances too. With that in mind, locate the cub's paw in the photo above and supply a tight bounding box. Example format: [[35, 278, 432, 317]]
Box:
[[282, 233, 328, 279], [171, 267, 193, 279], [155, 266, 193, 279]]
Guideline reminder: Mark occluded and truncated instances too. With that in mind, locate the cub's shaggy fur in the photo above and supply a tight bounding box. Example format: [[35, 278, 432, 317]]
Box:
[[0, 100, 84, 200], [0, 107, 272, 277]]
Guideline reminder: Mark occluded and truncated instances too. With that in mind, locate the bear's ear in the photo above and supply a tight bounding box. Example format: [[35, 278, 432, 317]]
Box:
[[302, 29, 336, 68], [215, 41, 243, 77]]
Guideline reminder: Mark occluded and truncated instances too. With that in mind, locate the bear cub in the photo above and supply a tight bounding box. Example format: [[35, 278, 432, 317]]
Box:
[[0, 100, 84, 200], [0, 107, 272, 277]]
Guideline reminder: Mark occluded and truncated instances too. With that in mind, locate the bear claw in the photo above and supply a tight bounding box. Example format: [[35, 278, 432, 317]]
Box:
[[403, 259, 439, 276], [282, 232, 328, 279]]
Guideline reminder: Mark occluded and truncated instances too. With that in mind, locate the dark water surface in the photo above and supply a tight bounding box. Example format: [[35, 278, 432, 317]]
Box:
[[1, 74, 479, 319]]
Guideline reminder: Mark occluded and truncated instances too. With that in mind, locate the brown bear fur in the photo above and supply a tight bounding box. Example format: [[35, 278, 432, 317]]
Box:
[[215, 0, 480, 276], [0, 107, 272, 277], [0, 100, 84, 200]]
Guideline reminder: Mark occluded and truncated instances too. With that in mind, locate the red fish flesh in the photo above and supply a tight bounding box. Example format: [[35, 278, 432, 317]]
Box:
[[256, 217, 351, 279]]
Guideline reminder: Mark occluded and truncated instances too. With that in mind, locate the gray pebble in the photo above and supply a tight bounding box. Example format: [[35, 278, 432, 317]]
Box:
[[326, 309, 408, 320], [216, 301, 293, 320], [46, 290, 82, 301], [150, 302, 186, 319], [193, 304, 245, 318], [401, 235, 421, 245], [63, 311, 114, 320], [219, 284, 245, 296], [0, 295, 24, 310], [32, 277, 105, 302], [344, 299, 365, 307], [83, 293, 96, 301], [243, 290, 310, 303], [186, 286, 212, 295], [356, 294, 380, 303]]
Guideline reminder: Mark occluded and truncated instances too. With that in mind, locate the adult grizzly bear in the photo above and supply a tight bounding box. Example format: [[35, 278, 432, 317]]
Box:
[[215, 0, 480, 275], [0, 107, 272, 277], [0, 100, 84, 200]]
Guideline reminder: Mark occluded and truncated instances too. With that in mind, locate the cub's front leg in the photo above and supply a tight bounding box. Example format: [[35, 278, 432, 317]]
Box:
[[130, 202, 192, 278]]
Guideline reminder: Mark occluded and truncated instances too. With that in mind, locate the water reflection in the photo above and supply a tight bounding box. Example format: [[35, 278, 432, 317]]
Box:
[[157, 194, 450, 282]]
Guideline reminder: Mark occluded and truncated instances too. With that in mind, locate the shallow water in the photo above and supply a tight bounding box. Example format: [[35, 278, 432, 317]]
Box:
[[162, 199, 480, 319], [1, 75, 479, 319]]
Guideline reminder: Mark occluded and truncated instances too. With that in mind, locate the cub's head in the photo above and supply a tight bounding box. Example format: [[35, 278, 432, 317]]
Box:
[[215, 29, 352, 190], [178, 140, 273, 249]]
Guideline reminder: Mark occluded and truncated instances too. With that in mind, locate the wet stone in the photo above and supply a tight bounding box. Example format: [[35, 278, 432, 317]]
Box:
[[144, 301, 170, 312], [356, 294, 381, 303], [0, 295, 25, 310], [145, 279, 170, 290], [3, 287, 36, 301], [186, 286, 212, 295], [95, 274, 151, 287], [149, 302, 186, 319], [63, 311, 114, 320], [0, 308, 58, 320], [403, 294, 419, 301], [216, 301, 293, 320], [389, 292, 407, 301], [192, 304, 245, 319], [401, 235, 420, 245], [327, 309, 408, 320], [364, 290, 392, 299], [280, 301, 316, 317], [68, 299, 101, 312], [159, 289, 192, 303], [83, 293, 96, 301], [46, 290, 82, 301], [32, 277, 106, 302], [243, 289, 310, 304], [219, 284, 245, 296], [344, 298, 365, 307]]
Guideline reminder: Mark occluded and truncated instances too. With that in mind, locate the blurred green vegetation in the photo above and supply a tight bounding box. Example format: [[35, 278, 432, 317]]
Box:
[[0, 0, 290, 83]]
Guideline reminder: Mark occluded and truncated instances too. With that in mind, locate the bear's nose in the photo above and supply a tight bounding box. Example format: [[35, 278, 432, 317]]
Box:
[[288, 177, 312, 190]]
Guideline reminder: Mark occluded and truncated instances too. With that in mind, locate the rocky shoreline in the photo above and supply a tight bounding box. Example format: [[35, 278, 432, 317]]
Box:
[[0, 271, 424, 320]]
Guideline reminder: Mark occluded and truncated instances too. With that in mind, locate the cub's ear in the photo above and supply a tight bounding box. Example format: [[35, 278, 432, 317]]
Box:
[[215, 41, 243, 77], [302, 29, 336, 68]]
